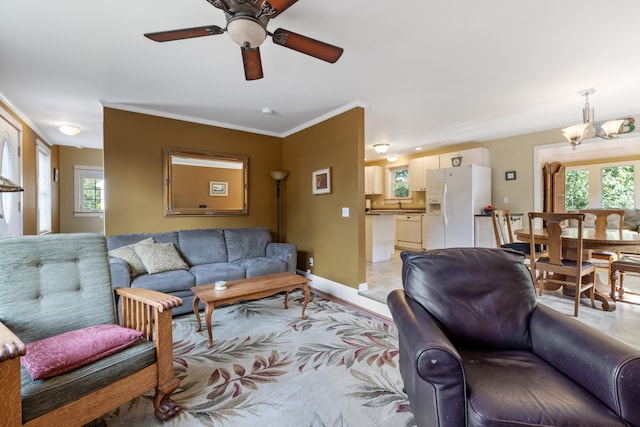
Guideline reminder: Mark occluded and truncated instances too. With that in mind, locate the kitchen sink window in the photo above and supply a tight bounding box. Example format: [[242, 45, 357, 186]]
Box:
[[386, 164, 411, 201]]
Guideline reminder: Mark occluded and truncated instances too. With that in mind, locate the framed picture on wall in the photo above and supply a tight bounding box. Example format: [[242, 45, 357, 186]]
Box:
[[505, 171, 516, 181], [312, 168, 331, 195], [209, 181, 228, 196]]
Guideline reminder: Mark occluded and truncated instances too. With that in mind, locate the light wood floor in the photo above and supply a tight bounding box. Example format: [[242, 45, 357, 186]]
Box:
[[361, 250, 640, 348]]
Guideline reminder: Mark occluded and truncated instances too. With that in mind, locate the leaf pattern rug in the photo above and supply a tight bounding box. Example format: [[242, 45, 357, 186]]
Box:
[[103, 292, 415, 427]]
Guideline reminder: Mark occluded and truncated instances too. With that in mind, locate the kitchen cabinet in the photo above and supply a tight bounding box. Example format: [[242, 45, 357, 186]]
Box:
[[408, 155, 439, 192], [365, 214, 395, 262], [395, 214, 424, 249], [365, 165, 383, 195], [440, 147, 489, 169], [474, 213, 523, 248]]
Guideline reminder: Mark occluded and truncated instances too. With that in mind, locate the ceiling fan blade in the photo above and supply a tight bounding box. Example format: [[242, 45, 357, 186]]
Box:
[[263, 0, 299, 18], [144, 25, 224, 42], [242, 47, 264, 80], [272, 28, 343, 63]]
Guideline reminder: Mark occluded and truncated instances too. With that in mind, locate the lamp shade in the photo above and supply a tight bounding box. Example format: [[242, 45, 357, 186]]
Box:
[[599, 119, 624, 138], [270, 171, 288, 181], [0, 175, 24, 192], [561, 123, 589, 144]]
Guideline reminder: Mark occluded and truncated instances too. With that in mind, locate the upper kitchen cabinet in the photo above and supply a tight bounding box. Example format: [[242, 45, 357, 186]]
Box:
[[365, 165, 383, 195], [440, 147, 489, 169], [409, 155, 439, 192]]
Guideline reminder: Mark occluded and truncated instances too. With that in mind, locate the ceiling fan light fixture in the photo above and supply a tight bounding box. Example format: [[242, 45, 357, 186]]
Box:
[[227, 17, 267, 48], [373, 144, 389, 154]]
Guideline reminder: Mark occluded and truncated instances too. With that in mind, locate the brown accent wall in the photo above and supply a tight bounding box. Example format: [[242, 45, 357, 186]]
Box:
[[283, 108, 365, 288], [103, 108, 282, 236]]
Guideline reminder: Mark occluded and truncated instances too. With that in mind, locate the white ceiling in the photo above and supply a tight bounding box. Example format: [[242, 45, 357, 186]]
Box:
[[2, 0, 640, 161]]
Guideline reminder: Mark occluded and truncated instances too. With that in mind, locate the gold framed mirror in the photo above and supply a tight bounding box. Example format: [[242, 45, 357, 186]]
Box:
[[164, 147, 248, 216]]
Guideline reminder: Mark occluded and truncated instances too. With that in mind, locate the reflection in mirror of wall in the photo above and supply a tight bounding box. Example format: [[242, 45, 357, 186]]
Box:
[[164, 147, 248, 216]]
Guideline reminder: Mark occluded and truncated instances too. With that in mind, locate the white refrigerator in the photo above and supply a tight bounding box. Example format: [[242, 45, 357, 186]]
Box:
[[425, 164, 491, 249]]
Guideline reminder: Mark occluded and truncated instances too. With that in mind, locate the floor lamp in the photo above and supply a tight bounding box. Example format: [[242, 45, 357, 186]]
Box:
[[270, 171, 288, 243]]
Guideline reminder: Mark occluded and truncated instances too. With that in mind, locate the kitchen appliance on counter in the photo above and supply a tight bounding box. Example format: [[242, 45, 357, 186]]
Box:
[[425, 165, 491, 249], [365, 199, 372, 212]]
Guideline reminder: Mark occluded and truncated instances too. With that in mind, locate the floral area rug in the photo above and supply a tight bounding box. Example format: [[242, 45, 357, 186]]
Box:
[[104, 291, 415, 427]]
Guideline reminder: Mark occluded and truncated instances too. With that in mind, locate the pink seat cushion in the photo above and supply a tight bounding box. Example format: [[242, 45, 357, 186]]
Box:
[[21, 324, 143, 380]]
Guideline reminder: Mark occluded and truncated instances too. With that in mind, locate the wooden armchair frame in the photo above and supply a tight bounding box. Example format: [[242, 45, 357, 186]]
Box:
[[0, 288, 182, 427]]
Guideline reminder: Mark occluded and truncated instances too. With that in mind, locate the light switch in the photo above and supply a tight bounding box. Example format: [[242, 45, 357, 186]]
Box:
[[342, 207, 350, 217], [504, 197, 509, 204]]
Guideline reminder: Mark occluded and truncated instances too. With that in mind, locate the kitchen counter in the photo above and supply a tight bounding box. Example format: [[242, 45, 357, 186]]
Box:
[[367, 209, 426, 215]]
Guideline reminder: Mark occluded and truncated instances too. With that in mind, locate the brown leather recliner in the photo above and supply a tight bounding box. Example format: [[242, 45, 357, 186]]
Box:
[[388, 248, 640, 427]]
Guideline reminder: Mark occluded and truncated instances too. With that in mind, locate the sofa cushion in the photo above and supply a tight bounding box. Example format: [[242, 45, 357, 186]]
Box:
[[0, 233, 117, 344], [134, 242, 189, 274], [401, 248, 536, 350], [224, 227, 272, 262], [21, 324, 143, 380], [190, 263, 246, 285], [178, 228, 228, 265], [108, 237, 155, 277], [21, 338, 155, 423], [131, 269, 195, 293], [233, 258, 288, 278]]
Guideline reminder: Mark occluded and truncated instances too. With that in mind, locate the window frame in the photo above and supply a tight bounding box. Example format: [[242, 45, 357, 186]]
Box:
[[565, 160, 640, 209], [36, 140, 51, 234], [74, 165, 104, 217], [385, 163, 412, 201]]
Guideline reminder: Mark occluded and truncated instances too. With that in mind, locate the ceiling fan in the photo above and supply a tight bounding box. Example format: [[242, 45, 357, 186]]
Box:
[[144, 0, 344, 80]]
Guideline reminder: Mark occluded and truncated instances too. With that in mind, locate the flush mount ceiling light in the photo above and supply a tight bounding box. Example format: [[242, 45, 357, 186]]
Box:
[[386, 155, 398, 162], [373, 144, 390, 154], [561, 88, 624, 150], [59, 125, 80, 136]]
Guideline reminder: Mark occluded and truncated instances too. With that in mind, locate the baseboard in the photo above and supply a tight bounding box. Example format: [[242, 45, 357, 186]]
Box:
[[307, 274, 391, 320]]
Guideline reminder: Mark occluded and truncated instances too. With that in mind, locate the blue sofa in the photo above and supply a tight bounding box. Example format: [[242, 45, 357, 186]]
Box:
[[107, 227, 297, 316]]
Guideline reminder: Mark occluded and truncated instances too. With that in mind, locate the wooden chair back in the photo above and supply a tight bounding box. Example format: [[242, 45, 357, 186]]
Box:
[[527, 211, 595, 316], [491, 209, 514, 248], [578, 209, 625, 234]]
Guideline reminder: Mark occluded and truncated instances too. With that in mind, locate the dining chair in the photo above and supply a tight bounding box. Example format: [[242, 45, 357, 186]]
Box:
[[578, 209, 625, 290], [492, 209, 546, 265], [610, 254, 640, 303], [528, 212, 596, 317]]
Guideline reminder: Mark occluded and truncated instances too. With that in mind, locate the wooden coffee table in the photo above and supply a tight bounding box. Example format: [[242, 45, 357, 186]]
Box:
[[191, 272, 311, 348]]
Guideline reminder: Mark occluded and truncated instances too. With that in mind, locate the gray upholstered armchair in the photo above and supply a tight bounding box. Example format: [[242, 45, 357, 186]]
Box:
[[0, 233, 183, 426], [388, 248, 640, 427]]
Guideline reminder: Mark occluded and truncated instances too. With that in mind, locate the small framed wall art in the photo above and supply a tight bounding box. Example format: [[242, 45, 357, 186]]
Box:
[[312, 167, 331, 195], [209, 181, 228, 196], [505, 171, 516, 181]]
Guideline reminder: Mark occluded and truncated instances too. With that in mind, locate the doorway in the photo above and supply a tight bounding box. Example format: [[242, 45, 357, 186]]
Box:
[[0, 106, 22, 238]]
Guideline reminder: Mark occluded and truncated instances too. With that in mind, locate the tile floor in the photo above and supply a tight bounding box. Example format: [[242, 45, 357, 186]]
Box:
[[361, 250, 640, 348]]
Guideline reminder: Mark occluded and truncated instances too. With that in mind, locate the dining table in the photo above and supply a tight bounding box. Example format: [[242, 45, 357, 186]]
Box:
[[514, 227, 640, 311]]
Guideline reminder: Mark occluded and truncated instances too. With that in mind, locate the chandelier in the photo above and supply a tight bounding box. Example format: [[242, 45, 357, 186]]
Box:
[[561, 88, 624, 150]]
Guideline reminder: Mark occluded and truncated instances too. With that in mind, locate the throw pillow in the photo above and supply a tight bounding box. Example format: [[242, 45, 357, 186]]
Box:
[[21, 324, 143, 381], [134, 242, 189, 274], [108, 237, 155, 277]]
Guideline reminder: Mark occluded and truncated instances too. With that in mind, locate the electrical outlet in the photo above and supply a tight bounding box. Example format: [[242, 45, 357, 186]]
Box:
[[309, 257, 314, 267]]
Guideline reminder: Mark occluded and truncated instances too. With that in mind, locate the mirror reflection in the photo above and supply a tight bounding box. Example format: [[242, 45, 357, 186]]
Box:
[[164, 147, 248, 216]]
